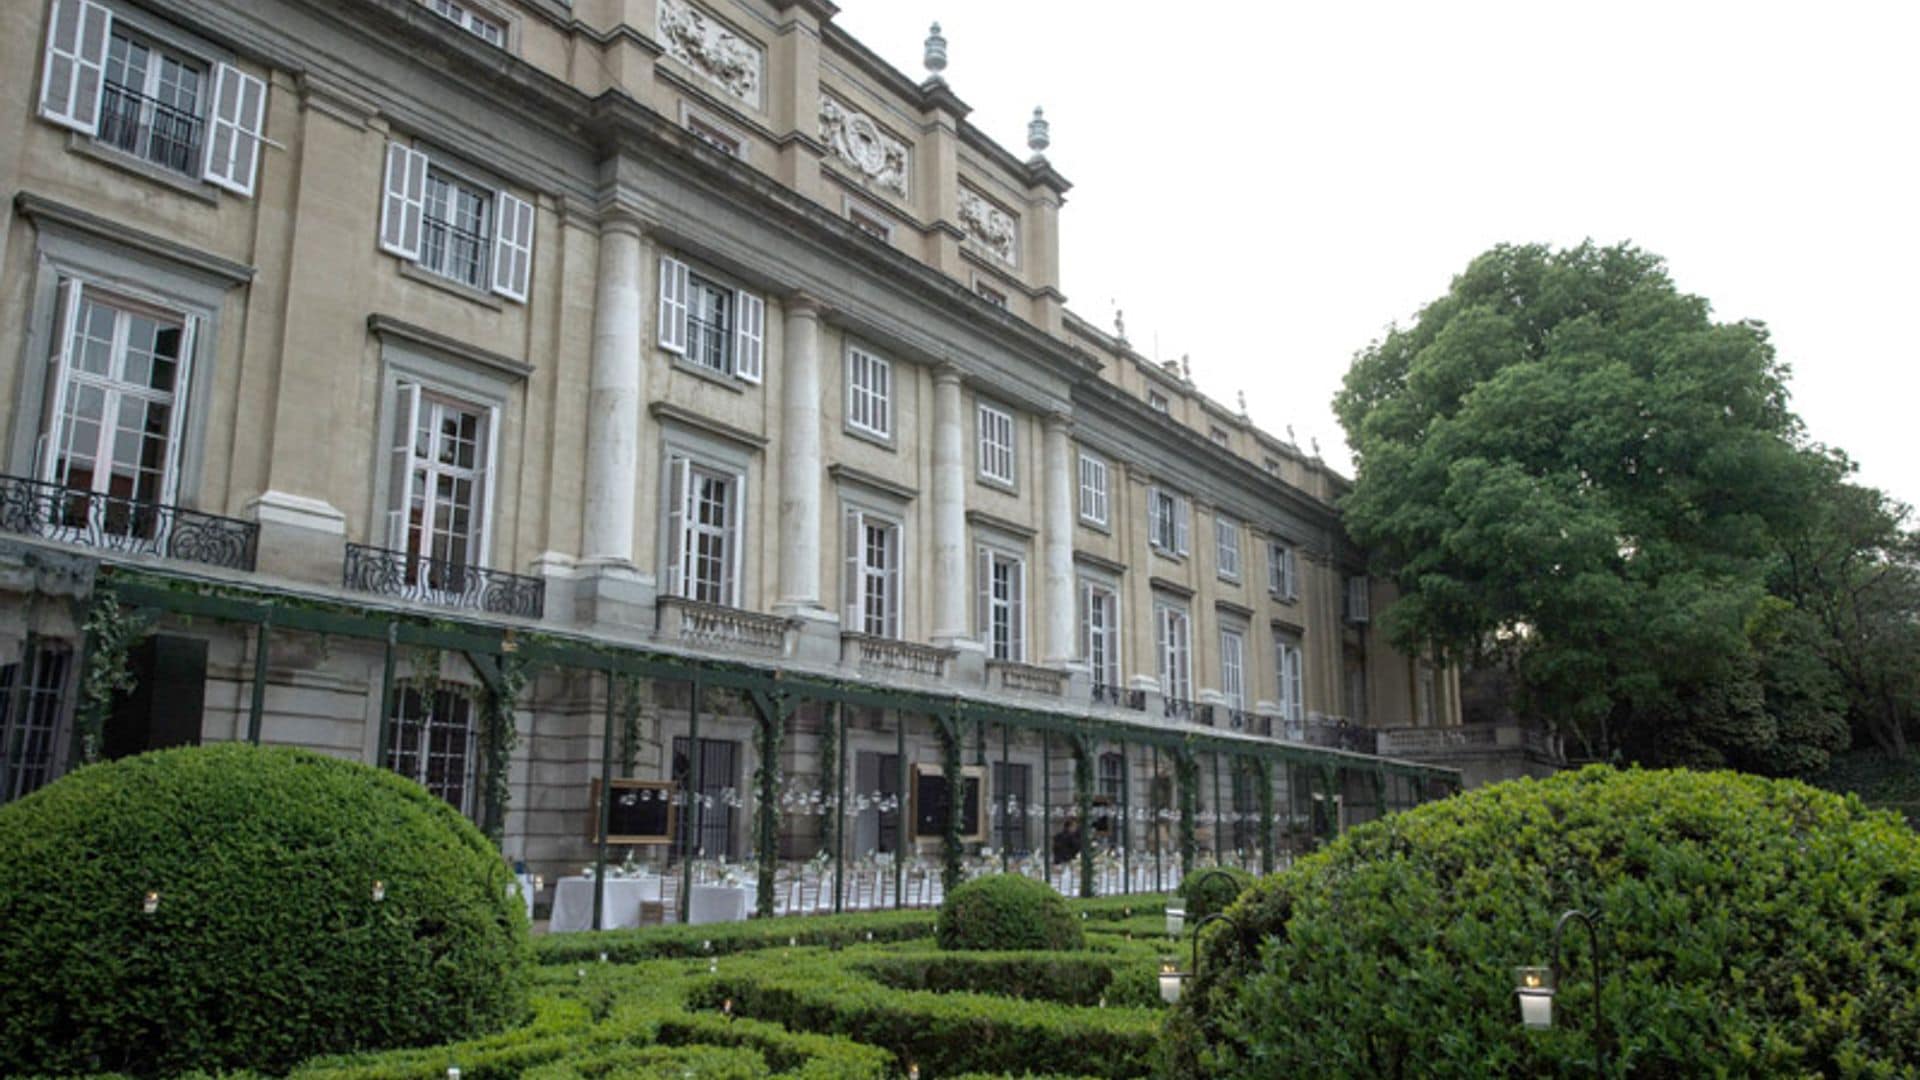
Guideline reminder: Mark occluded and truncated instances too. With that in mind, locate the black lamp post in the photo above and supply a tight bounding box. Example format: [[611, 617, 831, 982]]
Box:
[[1516, 908, 1609, 1075], [1160, 910, 1243, 1005], [1166, 865, 1243, 938]]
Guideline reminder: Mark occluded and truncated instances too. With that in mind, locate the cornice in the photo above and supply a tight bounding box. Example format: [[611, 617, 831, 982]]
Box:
[[367, 314, 532, 379], [649, 402, 769, 451], [827, 464, 917, 503], [966, 510, 1036, 541], [15, 192, 255, 286]]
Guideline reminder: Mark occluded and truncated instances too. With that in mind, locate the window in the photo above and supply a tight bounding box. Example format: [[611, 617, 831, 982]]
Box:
[[1155, 601, 1191, 702], [1264, 456, 1281, 476], [666, 457, 742, 606], [656, 256, 763, 383], [848, 204, 891, 241], [38, 0, 269, 195], [380, 142, 534, 302], [1098, 751, 1124, 801], [843, 508, 901, 638], [1220, 628, 1246, 710], [1419, 665, 1438, 726], [42, 283, 194, 538], [1268, 541, 1299, 601], [1345, 576, 1370, 623], [687, 114, 742, 156], [1346, 661, 1368, 724], [1276, 639, 1305, 728], [426, 0, 505, 45], [976, 282, 1008, 308], [846, 347, 892, 439], [1148, 487, 1189, 556], [977, 402, 1015, 486], [1079, 581, 1120, 690], [386, 684, 477, 815], [976, 547, 1025, 661], [387, 383, 497, 581], [1215, 515, 1242, 581], [1209, 426, 1230, 448], [0, 642, 75, 804], [1077, 453, 1108, 526], [1147, 390, 1169, 414]]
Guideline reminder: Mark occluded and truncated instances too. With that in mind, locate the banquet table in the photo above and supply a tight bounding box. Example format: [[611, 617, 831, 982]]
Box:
[[687, 883, 751, 925], [548, 874, 660, 933]]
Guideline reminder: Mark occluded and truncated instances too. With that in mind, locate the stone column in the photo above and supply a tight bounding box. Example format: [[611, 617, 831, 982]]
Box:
[[1041, 412, 1076, 667], [930, 365, 970, 646], [777, 296, 824, 610], [581, 215, 642, 563]]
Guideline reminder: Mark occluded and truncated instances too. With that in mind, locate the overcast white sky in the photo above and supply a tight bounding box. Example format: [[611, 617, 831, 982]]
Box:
[[835, 1, 1919, 512]]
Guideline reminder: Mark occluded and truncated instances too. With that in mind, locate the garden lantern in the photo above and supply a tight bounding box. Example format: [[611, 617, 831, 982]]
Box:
[[142, 890, 160, 915], [1158, 958, 1187, 1004], [1165, 905, 1185, 938], [372, 880, 386, 903], [446, 1069, 460, 1079], [1514, 966, 1553, 1029]]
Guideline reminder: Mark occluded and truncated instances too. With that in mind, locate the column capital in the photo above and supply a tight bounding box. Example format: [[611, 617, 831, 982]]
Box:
[[785, 291, 828, 318], [1042, 409, 1074, 434], [933, 361, 964, 386], [596, 206, 646, 240]]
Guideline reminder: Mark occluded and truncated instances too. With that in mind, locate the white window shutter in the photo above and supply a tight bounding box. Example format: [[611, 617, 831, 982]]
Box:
[[733, 290, 764, 383], [379, 142, 429, 260], [38, 279, 86, 482], [387, 382, 421, 550], [657, 256, 689, 354], [201, 63, 268, 197], [38, 0, 111, 136], [1077, 583, 1090, 660], [1008, 559, 1024, 662], [975, 547, 991, 643], [883, 525, 901, 638], [490, 191, 535, 303], [665, 457, 689, 597], [475, 403, 501, 568], [1154, 607, 1168, 684], [156, 317, 198, 511], [843, 509, 862, 629], [1174, 498, 1190, 555], [1285, 548, 1298, 599]]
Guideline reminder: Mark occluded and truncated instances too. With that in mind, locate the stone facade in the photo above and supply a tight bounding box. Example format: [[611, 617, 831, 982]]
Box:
[[0, 0, 1461, 878]]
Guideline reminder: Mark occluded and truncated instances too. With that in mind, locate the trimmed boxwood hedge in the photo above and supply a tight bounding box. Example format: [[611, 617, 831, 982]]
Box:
[[937, 874, 1083, 952], [0, 744, 530, 1077], [1162, 766, 1920, 1078]]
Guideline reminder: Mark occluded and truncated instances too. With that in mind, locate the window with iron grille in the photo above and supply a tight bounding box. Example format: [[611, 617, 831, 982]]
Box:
[[419, 169, 492, 290], [1077, 453, 1108, 526], [977, 403, 1015, 486], [387, 383, 495, 582], [1155, 600, 1191, 702], [386, 684, 477, 816], [0, 642, 75, 804], [1276, 638, 1305, 728], [38, 0, 269, 196], [844, 507, 901, 638], [379, 141, 534, 302], [1148, 487, 1189, 556], [655, 256, 763, 383], [1220, 628, 1246, 710], [977, 546, 1025, 662], [846, 347, 892, 439]]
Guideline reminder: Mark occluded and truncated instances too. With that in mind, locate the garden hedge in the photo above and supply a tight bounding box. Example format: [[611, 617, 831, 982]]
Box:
[[1176, 866, 1252, 920], [937, 873, 1083, 952], [0, 743, 530, 1077], [1162, 765, 1920, 1078]]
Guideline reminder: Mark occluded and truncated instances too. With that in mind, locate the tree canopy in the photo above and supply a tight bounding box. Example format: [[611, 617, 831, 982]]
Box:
[[1333, 241, 1913, 771]]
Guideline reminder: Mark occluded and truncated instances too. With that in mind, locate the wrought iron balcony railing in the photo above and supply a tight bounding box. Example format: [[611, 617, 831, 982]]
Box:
[[1091, 683, 1146, 711], [99, 82, 204, 175], [343, 542, 545, 618], [0, 474, 258, 570], [1163, 695, 1197, 722]]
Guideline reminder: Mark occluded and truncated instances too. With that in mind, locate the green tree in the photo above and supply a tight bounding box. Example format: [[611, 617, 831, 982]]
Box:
[[1772, 471, 1920, 758], [1334, 242, 1839, 769]]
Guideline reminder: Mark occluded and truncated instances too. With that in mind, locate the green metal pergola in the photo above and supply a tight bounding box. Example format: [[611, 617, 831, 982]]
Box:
[[97, 568, 1461, 926]]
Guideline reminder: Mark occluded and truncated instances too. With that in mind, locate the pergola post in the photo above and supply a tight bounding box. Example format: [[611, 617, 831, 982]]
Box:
[[593, 667, 616, 931], [680, 674, 703, 924], [831, 701, 846, 915], [1074, 733, 1094, 899], [246, 613, 271, 744], [374, 622, 397, 769], [747, 688, 794, 919], [894, 713, 906, 908]]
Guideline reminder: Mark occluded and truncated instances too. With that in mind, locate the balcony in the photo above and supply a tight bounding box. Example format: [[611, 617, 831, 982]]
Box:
[[1091, 683, 1146, 711], [342, 543, 545, 618], [987, 660, 1067, 697], [1163, 696, 1198, 723], [657, 596, 796, 656], [98, 82, 203, 176], [842, 633, 954, 678], [0, 474, 258, 571], [1223, 708, 1271, 736], [1297, 715, 1378, 755]]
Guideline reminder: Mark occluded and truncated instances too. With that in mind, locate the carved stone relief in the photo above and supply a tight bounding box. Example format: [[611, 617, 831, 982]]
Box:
[[657, 0, 763, 106], [957, 187, 1018, 266], [818, 95, 909, 198]]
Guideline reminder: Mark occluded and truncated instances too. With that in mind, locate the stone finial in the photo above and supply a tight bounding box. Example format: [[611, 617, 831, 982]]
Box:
[[1113, 306, 1127, 343], [1310, 436, 1323, 458], [1237, 390, 1249, 417], [1286, 424, 1298, 447], [1180, 354, 1192, 381], [924, 22, 948, 82], [1027, 106, 1050, 157]]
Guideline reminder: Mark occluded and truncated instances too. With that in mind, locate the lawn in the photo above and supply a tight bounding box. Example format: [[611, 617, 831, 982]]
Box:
[[281, 895, 1176, 1080]]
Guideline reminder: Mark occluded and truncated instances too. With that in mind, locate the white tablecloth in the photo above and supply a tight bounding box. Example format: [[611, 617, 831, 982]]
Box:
[[513, 873, 536, 921], [688, 884, 751, 925], [548, 875, 661, 933]]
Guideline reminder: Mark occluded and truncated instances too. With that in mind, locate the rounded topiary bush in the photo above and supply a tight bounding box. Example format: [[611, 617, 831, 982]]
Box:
[[936, 873, 1083, 952], [1163, 766, 1920, 1078], [1177, 865, 1252, 920], [0, 743, 530, 1077]]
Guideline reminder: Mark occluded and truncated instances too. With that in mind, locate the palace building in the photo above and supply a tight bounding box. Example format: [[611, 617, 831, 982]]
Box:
[[0, 0, 1461, 913]]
